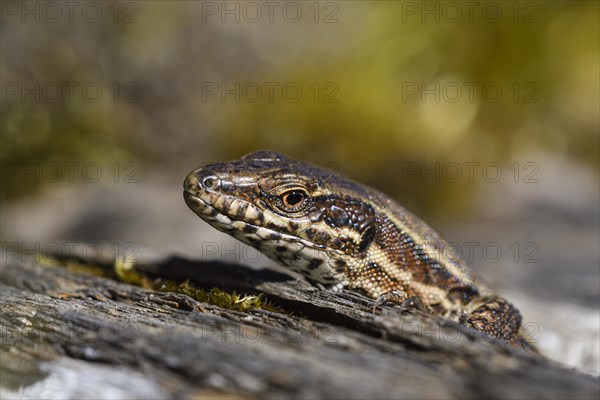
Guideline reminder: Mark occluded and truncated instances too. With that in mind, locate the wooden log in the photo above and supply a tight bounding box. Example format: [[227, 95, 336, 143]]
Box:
[[1, 256, 598, 399]]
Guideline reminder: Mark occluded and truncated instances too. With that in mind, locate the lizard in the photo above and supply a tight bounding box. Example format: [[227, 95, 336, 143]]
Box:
[[183, 150, 537, 353]]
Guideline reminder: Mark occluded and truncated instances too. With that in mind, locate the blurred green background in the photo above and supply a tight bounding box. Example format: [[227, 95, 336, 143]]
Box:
[[2, 1, 597, 216]]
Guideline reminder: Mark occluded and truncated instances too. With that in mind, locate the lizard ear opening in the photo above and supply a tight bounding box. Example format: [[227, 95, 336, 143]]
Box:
[[358, 226, 376, 253]]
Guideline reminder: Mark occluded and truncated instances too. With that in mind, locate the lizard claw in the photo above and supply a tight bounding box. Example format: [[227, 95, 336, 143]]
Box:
[[372, 290, 408, 314]]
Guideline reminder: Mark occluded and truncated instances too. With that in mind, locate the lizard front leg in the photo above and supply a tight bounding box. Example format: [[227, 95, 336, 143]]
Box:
[[373, 290, 435, 315]]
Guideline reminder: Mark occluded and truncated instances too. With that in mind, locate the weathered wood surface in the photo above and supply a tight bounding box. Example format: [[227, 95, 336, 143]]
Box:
[[1, 256, 598, 399]]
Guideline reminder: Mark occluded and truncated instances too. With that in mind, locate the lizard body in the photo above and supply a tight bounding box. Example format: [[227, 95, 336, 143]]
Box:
[[184, 150, 535, 351]]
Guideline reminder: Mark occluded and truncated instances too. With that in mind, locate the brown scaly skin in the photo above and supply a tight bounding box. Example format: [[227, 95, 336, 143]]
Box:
[[183, 150, 538, 353]]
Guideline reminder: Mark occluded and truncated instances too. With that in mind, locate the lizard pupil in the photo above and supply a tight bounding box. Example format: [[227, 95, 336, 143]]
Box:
[[283, 191, 304, 207]]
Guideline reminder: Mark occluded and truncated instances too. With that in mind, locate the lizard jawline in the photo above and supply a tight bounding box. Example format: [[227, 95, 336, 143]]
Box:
[[184, 191, 348, 287]]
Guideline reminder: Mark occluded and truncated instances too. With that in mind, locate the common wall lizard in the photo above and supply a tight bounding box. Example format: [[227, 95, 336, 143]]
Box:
[[184, 150, 536, 352]]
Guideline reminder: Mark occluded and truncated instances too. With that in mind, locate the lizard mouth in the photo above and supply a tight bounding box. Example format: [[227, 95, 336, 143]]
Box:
[[183, 190, 209, 214], [183, 190, 238, 227], [183, 189, 327, 252]]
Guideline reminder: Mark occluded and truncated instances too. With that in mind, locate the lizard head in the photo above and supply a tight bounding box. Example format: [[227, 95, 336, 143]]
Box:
[[183, 150, 377, 287]]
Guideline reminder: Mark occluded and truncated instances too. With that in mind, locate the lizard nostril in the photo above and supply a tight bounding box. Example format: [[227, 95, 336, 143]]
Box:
[[203, 177, 214, 189]]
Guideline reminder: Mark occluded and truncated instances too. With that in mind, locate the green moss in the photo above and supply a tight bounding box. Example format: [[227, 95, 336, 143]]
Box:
[[114, 257, 153, 289], [117, 259, 279, 312], [165, 282, 279, 313], [127, 261, 280, 312], [46, 255, 279, 313]]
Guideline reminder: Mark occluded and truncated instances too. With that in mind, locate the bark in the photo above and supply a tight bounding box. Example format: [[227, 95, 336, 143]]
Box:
[[1, 255, 598, 399]]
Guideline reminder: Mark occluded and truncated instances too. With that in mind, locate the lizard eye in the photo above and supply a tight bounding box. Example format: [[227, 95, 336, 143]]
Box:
[[276, 189, 310, 213], [283, 191, 304, 207]]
